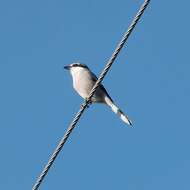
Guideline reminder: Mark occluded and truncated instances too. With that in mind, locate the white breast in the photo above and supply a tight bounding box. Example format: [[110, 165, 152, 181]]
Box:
[[70, 67, 95, 99]]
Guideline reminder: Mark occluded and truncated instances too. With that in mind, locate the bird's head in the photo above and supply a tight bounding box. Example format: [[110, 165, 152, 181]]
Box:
[[64, 63, 89, 70], [64, 63, 89, 75]]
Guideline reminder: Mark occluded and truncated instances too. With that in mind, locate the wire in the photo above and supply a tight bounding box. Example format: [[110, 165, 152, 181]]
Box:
[[32, 0, 150, 189]]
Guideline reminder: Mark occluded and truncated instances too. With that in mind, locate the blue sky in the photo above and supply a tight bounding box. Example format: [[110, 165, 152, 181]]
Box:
[[0, 0, 190, 189]]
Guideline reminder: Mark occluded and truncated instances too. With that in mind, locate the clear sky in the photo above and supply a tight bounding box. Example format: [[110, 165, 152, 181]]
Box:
[[0, 0, 190, 189]]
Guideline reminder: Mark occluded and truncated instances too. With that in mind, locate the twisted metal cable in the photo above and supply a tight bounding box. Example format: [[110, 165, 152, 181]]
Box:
[[32, 0, 150, 189]]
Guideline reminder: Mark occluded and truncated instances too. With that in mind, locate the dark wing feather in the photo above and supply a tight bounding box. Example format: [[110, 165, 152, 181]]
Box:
[[90, 71, 113, 102]]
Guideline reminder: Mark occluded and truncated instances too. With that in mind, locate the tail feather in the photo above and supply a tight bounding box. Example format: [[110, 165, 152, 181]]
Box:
[[105, 96, 132, 126]]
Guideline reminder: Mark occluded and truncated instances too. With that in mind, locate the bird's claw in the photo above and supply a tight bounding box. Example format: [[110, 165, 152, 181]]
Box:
[[86, 98, 92, 105], [80, 104, 86, 109], [80, 98, 92, 109]]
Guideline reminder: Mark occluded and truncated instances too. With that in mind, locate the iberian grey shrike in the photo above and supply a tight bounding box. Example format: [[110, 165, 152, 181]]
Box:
[[64, 63, 132, 126]]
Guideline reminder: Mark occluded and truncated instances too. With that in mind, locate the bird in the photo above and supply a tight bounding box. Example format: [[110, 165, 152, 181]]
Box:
[[64, 62, 132, 126]]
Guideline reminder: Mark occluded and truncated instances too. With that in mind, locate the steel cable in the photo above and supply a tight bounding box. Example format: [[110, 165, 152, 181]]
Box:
[[32, 1, 150, 189]]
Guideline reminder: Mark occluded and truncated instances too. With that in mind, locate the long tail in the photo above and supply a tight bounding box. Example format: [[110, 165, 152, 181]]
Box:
[[105, 96, 133, 126]]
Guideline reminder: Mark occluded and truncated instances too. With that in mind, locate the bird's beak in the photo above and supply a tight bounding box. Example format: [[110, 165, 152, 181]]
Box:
[[64, 65, 71, 70]]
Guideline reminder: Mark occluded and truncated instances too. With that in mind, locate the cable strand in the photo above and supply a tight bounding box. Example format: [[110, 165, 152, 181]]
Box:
[[32, 1, 150, 189]]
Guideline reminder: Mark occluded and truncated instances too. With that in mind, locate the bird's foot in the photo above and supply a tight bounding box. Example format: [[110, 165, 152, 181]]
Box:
[[80, 98, 92, 109], [86, 98, 92, 107]]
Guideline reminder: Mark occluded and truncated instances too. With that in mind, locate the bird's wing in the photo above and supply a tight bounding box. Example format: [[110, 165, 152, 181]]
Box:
[[90, 71, 113, 101], [90, 71, 98, 82]]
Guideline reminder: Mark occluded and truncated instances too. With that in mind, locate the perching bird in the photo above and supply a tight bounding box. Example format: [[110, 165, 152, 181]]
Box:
[[64, 63, 132, 126]]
